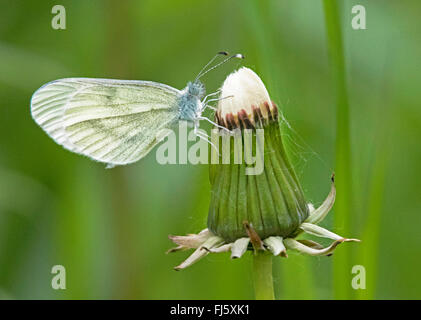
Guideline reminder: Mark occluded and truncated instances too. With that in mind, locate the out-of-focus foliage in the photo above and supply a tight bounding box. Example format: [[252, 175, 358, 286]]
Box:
[[0, 0, 420, 299]]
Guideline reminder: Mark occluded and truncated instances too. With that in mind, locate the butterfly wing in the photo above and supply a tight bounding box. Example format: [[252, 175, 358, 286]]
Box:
[[31, 78, 181, 166]]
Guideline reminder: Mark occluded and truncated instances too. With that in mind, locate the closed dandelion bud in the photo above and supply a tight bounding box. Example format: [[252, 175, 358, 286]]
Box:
[[168, 66, 359, 271], [208, 67, 309, 242]]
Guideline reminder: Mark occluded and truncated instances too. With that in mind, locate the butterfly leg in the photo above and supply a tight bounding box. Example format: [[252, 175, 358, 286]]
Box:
[[202, 103, 217, 112], [201, 93, 232, 114], [193, 123, 220, 155], [200, 95, 234, 117], [197, 116, 233, 134], [204, 95, 233, 104], [197, 133, 220, 156], [202, 90, 221, 105]]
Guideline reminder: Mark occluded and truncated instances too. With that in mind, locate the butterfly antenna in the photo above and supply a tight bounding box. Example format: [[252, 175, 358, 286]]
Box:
[[195, 52, 244, 82], [195, 52, 229, 82]]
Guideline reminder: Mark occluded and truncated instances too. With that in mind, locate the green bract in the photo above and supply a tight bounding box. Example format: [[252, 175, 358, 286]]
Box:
[[208, 104, 309, 242]]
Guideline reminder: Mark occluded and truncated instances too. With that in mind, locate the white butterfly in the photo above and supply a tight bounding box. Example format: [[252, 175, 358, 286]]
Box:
[[31, 52, 243, 167]]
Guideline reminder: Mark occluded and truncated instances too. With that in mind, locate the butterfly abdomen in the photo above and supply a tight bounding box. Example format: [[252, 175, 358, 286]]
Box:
[[178, 81, 205, 121]]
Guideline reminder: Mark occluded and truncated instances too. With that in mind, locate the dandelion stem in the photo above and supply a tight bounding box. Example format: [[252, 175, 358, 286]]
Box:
[[252, 252, 275, 300]]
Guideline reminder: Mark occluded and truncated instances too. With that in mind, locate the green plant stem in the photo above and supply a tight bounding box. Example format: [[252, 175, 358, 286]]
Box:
[[252, 252, 275, 300], [323, 0, 353, 299]]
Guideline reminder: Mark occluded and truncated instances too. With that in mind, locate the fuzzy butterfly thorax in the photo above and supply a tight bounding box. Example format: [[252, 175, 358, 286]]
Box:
[[178, 80, 205, 122]]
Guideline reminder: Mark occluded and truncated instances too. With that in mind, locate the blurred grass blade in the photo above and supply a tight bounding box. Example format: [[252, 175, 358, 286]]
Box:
[[357, 147, 387, 299], [356, 81, 392, 298], [322, 0, 353, 299]]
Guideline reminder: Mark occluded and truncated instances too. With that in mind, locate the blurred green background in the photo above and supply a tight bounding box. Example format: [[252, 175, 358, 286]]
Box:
[[1, 0, 420, 299]]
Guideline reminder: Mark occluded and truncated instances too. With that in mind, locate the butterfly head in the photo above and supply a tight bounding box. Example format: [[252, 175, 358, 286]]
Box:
[[186, 80, 205, 100]]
